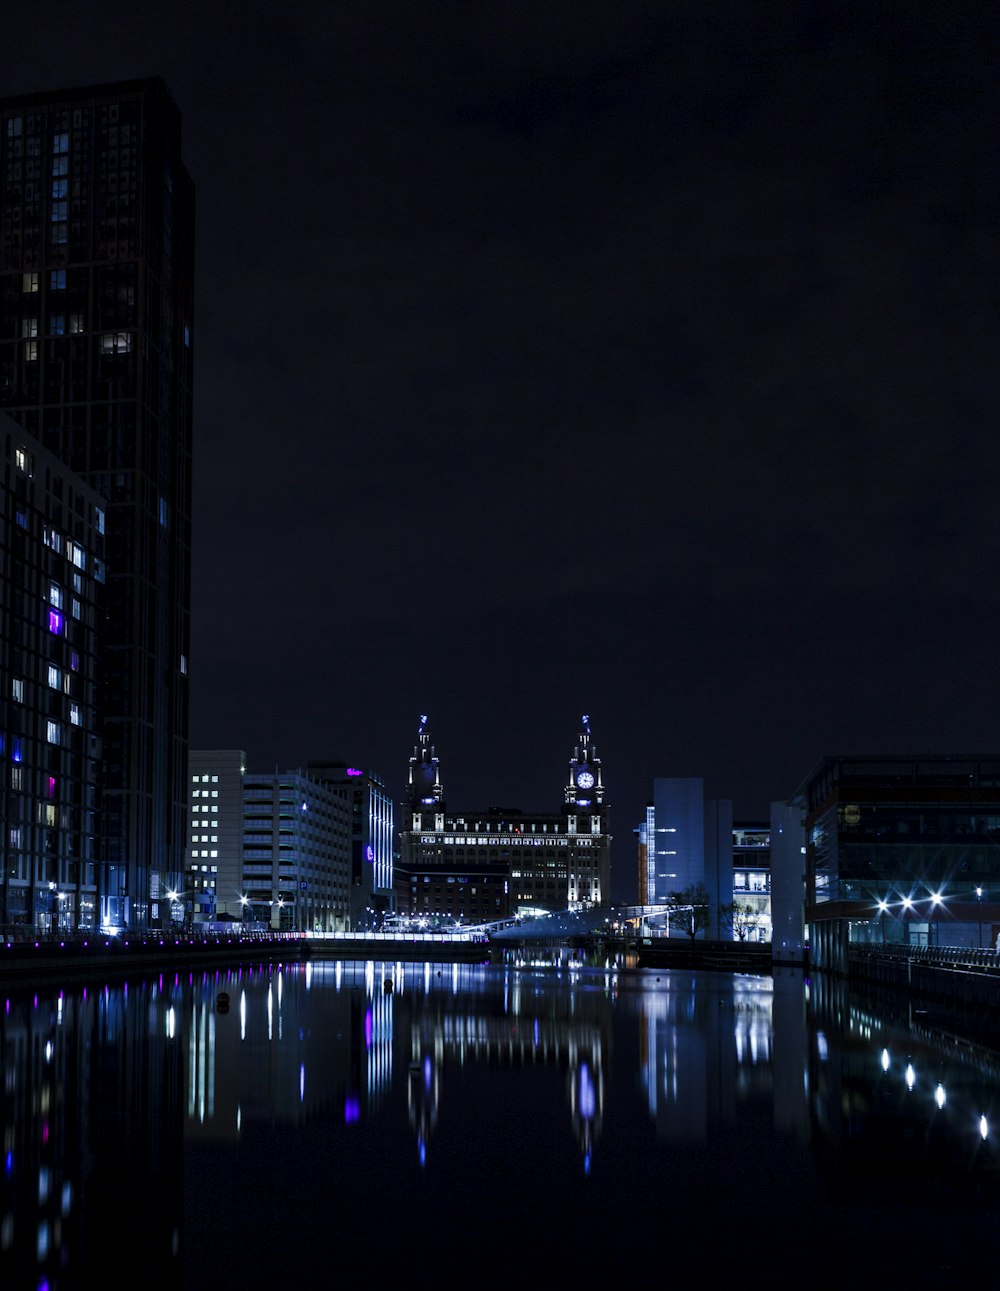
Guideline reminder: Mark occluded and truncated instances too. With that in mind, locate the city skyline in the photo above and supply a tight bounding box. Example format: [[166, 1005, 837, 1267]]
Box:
[[2, 2, 996, 892]]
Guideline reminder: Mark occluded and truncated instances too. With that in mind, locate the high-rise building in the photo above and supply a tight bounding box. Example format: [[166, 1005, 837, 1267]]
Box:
[[0, 411, 106, 932], [0, 79, 195, 930]]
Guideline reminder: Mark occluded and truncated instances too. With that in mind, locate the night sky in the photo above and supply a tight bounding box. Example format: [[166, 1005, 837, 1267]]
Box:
[[3, 2, 997, 899]]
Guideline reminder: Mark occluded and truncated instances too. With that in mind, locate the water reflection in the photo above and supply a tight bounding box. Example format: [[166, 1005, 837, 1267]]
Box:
[[2, 960, 1000, 1286]]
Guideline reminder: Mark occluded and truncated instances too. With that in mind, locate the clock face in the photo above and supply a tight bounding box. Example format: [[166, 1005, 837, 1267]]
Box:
[[576, 769, 595, 789]]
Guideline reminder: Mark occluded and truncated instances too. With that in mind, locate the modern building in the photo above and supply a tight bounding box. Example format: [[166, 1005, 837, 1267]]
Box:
[[184, 749, 246, 927], [1, 79, 195, 931], [306, 760, 394, 930], [0, 411, 106, 932], [730, 820, 771, 942], [241, 769, 351, 933], [395, 715, 612, 924], [638, 777, 733, 938], [793, 754, 1000, 972]]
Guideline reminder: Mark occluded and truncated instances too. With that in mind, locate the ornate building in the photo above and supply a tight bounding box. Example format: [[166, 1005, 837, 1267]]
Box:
[[395, 715, 612, 924]]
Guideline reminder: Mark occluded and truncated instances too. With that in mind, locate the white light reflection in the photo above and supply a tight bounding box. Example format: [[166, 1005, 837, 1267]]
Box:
[[935, 1083, 946, 1109], [267, 984, 273, 1041], [905, 1062, 915, 1090], [300, 1062, 305, 1103], [165, 1006, 175, 1039], [881, 1048, 890, 1072], [981, 1115, 989, 1140], [240, 990, 247, 1041]]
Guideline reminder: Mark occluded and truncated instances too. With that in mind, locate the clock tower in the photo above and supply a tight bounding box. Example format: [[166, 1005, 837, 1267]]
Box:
[[564, 714, 605, 809]]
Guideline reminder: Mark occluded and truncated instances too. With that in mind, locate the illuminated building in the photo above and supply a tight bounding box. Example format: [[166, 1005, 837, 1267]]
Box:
[[306, 760, 394, 930], [241, 768, 351, 932], [794, 754, 1000, 972], [0, 412, 105, 930], [0, 78, 194, 931], [184, 748, 246, 926], [395, 715, 612, 922], [639, 777, 733, 938]]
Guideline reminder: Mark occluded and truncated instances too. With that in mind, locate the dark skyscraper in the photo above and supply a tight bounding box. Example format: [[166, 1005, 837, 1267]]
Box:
[[0, 78, 194, 930]]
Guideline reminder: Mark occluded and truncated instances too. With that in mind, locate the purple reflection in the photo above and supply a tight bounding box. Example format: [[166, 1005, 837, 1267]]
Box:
[[579, 1062, 595, 1119], [344, 1096, 360, 1124], [364, 1008, 373, 1048]]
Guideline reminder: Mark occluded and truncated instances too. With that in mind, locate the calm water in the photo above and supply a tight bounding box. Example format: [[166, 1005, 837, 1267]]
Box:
[[3, 952, 1000, 1288]]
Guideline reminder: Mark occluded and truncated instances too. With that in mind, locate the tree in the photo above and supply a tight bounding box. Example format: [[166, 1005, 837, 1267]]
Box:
[[668, 883, 712, 940], [719, 900, 765, 943]]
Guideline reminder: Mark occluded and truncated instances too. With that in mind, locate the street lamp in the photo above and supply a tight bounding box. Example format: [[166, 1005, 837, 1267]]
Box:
[[165, 888, 190, 932]]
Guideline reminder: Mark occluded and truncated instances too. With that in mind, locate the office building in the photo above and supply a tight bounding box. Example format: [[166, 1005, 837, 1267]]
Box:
[[1, 79, 195, 930], [395, 715, 611, 923], [793, 754, 1000, 972], [184, 749, 246, 926], [639, 777, 732, 938], [306, 760, 394, 930], [242, 769, 351, 932], [0, 412, 105, 931]]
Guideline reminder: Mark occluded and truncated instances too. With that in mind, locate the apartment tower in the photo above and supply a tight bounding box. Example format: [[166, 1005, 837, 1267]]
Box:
[[0, 78, 194, 929]]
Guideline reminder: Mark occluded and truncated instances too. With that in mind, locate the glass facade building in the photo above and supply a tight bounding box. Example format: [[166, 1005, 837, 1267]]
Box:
[[794, 754, 1000, 969], [0, 79, 195, 930]]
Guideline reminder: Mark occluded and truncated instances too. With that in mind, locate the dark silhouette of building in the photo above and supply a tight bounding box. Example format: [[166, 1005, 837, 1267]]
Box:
[[0, 78, 194, 930]]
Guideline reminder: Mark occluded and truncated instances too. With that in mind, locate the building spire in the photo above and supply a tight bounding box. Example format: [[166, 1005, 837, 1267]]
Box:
[[407, 714, 444, 809]]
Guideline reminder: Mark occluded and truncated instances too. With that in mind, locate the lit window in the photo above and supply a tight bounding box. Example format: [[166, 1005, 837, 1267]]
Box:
[[50, 269, 66, 290], [49, 583, 63, 609], [94, 506, 105, 535], [46, 721, 61, 745], [11, 678, 24, 702], [100, 332, 131, 355], [52, 132, 69, 154], [69, 704, 80, 726], [49, 313, 65, 336], [15, 447, 26, 471], [48, 666, 60, 689], [22, 271, 38, 293], [21, 318, 37, 338], [68, 313, 84, 334], [24, 340, 37, 361], [71, 598, 81, 620], [48, 609, 63, 635]]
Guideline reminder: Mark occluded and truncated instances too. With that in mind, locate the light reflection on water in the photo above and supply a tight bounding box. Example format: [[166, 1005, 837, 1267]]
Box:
[[2, 958, 1000, 1288]]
